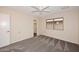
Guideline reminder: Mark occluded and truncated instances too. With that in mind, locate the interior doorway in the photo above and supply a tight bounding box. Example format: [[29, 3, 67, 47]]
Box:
[[33, 20, 37, 37]]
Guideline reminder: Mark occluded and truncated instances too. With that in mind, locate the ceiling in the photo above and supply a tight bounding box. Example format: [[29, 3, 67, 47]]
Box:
[[3, 6, 78, 18]]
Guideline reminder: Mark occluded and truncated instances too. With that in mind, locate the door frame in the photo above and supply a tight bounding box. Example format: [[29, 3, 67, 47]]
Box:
[[33, 20, 37, 37]]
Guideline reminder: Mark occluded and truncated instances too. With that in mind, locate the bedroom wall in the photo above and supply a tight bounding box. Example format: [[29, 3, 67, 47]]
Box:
[[40, 8, 79, 44], [0, 7, 79, 44], [0, 7, 34, 43]]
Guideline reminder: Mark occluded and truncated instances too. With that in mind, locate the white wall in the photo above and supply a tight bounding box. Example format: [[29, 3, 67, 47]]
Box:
[[37, 17, 42, 35], [0, 7, 34, 43], [40, 8, 79, 44]]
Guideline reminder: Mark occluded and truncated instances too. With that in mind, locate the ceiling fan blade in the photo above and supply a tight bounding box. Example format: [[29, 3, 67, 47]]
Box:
[[41, 11, 50, 12], [41, 6, 49, 11], [32, 11, 41, 12], [32, 11, 50, 12], [31, 6, 40, 11]]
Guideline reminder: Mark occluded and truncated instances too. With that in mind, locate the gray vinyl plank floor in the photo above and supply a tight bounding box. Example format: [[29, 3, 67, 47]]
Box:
[[0, 35, 79, 52]]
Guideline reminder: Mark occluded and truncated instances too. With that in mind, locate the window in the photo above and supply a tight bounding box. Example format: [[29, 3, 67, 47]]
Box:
[[46, 17, 64, 30], [53, 17, 64, 30], [46, 19, 53, 30]]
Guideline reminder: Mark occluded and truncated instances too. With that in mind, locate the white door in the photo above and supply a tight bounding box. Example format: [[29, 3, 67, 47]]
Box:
[[0, 13, 10, 48]]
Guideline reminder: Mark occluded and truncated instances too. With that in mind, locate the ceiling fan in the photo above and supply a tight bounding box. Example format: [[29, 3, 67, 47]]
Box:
[[31, 6, 50, 14]]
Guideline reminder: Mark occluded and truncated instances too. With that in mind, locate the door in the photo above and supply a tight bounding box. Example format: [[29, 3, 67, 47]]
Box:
[[0, 13, 10, 48]]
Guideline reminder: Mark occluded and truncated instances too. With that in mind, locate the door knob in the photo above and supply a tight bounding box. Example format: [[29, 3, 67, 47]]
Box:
[[7, 31, 10, 32]]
